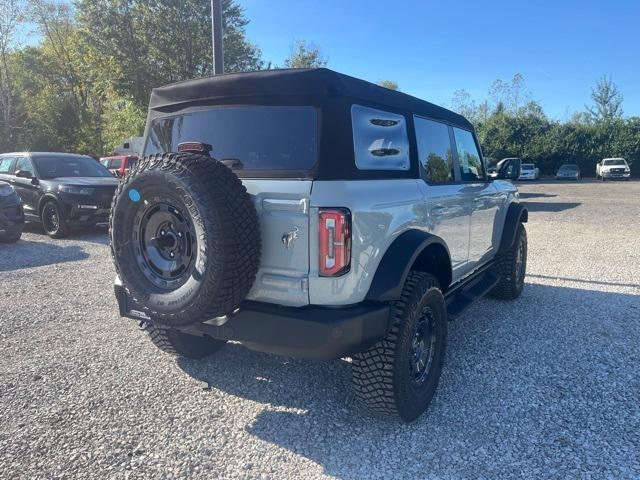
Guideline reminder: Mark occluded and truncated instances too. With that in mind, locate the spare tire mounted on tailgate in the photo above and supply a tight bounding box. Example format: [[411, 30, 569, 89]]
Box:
[[110, 152, 261, 327]]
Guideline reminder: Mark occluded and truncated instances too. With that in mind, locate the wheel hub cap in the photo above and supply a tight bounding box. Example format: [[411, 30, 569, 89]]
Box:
[[136, 202, 196, 289], [410, 309, 437, 386]]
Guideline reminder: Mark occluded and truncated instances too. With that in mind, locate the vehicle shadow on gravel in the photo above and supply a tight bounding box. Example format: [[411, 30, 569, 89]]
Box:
[[0, 240, 89, 272], [23, 223, 109, 245], [522, 201, 581, 212], [177, 282, 639, 479]]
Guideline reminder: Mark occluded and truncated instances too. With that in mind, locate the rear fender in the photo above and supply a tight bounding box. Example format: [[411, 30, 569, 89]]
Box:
[[366, 230, 452, 301]]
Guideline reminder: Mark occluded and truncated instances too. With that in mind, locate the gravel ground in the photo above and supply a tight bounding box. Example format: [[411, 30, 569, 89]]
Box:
[[1, 179, 639, 479]]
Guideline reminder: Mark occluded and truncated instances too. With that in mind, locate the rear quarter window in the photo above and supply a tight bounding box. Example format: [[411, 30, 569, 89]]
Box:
[[351, 105, 410, 171], [0, 157, 14, 174], [144, 106, 317, 174]]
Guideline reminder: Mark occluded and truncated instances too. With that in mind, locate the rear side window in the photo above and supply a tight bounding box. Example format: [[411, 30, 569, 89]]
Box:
[[144, 106, 317, 174], [0, 157, 14, 174], [453, 128, 484, 181], [414, 117, 455, 183], [351, 105, 409, 171], [14, 157, 34, 176]]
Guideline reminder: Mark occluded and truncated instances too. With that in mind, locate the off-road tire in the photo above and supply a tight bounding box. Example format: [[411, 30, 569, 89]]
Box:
[[110, 152, 261, 327], [144, 323, 226, 359], [0, 226, 23, 243], [489, 223, 527, 300], [41, 200, 70, 238], [352, 272, 447, 422]]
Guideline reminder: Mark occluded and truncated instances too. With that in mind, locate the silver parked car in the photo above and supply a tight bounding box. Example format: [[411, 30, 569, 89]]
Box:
[[556, 164, 581, 180]]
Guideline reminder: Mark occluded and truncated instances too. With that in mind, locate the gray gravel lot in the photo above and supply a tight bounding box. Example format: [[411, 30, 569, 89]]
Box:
[[1, 179, 639, 479]]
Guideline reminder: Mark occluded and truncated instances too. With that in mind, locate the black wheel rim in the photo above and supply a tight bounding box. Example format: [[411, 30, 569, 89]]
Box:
[[135, 201, 196, 290], [515, 235, 526, 287], [410, 307, 437, 386], [43, 204, 59, 233]]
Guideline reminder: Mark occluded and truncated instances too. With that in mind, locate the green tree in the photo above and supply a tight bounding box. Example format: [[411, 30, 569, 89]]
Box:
[[586, 75, 623, 122], [284, 39, 327, 68], [378, 80, 399, 91], [76, 0, 263, 106], [0, 0, 25, 151], [488, 73, 531, 114]]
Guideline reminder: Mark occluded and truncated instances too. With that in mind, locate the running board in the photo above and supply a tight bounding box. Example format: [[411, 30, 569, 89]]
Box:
[[445, 266, 499, 320]]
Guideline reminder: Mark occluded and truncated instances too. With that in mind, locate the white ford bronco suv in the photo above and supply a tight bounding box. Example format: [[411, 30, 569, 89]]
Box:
[[111, 68, 527, 422]]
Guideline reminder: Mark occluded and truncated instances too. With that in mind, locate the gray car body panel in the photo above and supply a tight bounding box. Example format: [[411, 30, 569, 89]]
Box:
[[241, 177, 519, 307]]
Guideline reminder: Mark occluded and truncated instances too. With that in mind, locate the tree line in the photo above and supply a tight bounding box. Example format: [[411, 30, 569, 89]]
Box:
[[1, 0, 638, 176], [451, 74, 638, 175]]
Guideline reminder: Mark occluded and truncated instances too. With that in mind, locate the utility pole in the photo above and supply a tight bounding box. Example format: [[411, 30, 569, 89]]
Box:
[[211, 0, 224, 75]]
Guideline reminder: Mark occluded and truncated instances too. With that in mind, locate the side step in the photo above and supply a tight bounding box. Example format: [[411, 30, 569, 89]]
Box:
[[445, 266, 499, 320]]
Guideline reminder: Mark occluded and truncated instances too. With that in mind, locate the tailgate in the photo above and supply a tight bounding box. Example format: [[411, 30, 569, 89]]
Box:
[[242, 180, 312, 306]]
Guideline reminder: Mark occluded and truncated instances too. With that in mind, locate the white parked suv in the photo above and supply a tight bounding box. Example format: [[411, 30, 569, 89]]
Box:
[[596, 158, 631, 180], [110, 68, 528, 422]]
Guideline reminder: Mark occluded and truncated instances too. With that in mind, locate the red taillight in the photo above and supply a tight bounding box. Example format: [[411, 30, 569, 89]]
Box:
[[319, 208, 351, 277], [177, 142, 212, 154]]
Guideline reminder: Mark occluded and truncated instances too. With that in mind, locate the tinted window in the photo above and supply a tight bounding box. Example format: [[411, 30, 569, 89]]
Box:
[[453, 128, 484, 181], [110, 159, 122, 168], [352, 105, 410, 171], [32, 155, 112, 179], [144, 106, 317, 173], [414, 117, 455, 183], [14, 157, 34, 176], [0, 157, 14, 174]]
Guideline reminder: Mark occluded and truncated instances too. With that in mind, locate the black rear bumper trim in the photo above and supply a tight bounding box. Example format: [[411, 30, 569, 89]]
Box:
[[114, 284, 391, 360]]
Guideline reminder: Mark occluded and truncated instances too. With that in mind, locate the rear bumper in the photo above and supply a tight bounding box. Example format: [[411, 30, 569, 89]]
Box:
[[114, 283, 391, 360]]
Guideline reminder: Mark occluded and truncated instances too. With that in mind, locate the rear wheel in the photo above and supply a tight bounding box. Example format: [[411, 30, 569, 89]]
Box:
[[144, 323, 226, 359], [490, 223, 527, 300], [41, 201, 70, 238], [352, 272, 447, 422]]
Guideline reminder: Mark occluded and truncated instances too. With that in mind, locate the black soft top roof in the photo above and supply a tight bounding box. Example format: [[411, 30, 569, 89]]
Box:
[[148, 68, 473, 130]]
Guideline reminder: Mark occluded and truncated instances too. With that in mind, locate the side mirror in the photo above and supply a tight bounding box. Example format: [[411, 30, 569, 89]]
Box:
[[496, 158, 521, 180], [15, 169, 32, 179]]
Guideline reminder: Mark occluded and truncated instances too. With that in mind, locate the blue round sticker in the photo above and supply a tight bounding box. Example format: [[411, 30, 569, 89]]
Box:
[[128, 189, 141, 202]]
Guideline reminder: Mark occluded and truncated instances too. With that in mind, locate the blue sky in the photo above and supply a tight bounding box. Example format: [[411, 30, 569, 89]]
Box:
[[242, 0, 640, 119]]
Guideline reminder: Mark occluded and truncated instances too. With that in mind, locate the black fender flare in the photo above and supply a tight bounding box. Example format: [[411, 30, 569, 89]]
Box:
[[497, 202, 528, 256], [38, 194, 64, 216], [366, 229, 452, 302]]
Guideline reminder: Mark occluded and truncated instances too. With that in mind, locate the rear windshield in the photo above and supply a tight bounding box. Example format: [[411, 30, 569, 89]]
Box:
[[33, 155, 112, 179], [602, 159, 626, 165], [560, 165, 578, 170], [144, 106, 317, 174], [521, 164, 534, 170]]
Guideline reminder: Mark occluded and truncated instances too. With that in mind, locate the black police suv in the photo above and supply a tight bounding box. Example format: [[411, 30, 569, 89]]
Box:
[[0, 180, 24, 243], [0, 152, 119, 238]]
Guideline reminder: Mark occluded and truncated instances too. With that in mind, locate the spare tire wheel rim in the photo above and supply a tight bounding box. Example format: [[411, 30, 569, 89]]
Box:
[[135, 199, 197, 289]]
